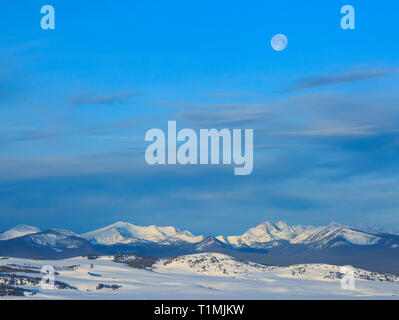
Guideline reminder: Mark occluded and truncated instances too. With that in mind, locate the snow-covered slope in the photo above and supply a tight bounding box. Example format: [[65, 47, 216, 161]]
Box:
[[354, 224, 399, 236], [222, 221, 382, 249], [154, 253, 273, 277], [154, 252, 399, 283], [81, 222, 204, 245], [0, 225, 40, 241], [28, 229, 82, 249], [1, 253, 399, 299]]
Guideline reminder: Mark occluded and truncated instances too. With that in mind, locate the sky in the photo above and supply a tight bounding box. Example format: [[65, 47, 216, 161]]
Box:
[[0, 0, 399, 235]]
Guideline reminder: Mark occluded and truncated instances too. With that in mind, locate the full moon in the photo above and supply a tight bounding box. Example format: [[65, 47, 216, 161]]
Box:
[[271, 34, 288, 51]]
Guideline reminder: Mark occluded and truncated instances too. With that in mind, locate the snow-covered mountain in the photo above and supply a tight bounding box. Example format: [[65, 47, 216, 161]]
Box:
[[0, 225, 40, 241], [218, 221, 384, 249], [194, 236, 233, 252], [0, 229, 97, 259], [354, 224, 399, 236], [81, 221, 204, 245], [28, 229, 83, 249]]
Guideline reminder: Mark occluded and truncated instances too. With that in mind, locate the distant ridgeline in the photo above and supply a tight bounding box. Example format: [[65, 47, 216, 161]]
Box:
[[0, 221, 398, 275]]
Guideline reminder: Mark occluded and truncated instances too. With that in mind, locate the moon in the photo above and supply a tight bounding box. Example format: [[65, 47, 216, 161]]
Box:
[[271, 34, 288, 51]]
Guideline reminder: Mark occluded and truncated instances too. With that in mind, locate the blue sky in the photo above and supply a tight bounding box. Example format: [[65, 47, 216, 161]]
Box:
[[0, 0, 399, 235]]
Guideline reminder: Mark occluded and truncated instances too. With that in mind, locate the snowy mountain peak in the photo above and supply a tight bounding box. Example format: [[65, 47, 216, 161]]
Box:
[[226, 221, 299, 246], [274, 221, 295, 233], [81, 222, 203, 245], [224, 221, 383, 249], [327, 221, 345, 228], [0, 224, 40, 241]]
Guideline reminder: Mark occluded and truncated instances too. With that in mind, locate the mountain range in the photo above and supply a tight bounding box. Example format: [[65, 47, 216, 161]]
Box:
[[0, 221, 398, 275]]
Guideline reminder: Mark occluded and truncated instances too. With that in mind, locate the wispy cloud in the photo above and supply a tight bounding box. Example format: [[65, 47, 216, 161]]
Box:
[[175, 108, 268, 126], [152, 101, 266, 110], [9, 130, 63, 142], [285, 68, 399, 92], [0, 150, 146, 181], [68, 90, 139, 106], [201, 92, 245, 99], [0, 41, 40, 56], [279, 125, 377, 137]]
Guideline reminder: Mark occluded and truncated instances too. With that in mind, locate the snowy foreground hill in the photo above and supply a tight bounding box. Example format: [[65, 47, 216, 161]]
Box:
[[1, 253, 399, 299]]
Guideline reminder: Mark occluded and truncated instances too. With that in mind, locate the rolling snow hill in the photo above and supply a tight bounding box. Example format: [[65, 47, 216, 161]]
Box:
[[154, 252, 274, 277], [1, 253, 399, 299]]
